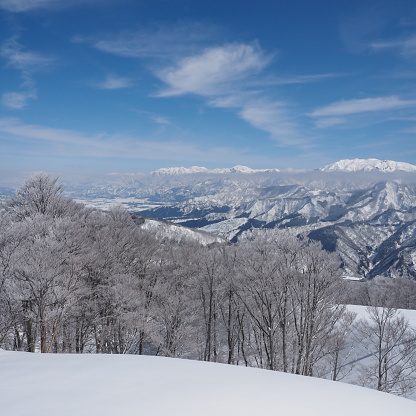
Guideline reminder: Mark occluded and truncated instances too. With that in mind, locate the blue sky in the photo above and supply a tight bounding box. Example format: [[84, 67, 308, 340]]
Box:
[[1, 0, 416, 179]]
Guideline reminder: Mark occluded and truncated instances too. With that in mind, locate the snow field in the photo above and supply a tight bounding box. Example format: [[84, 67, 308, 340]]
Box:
[[1, 350, 416, 416]]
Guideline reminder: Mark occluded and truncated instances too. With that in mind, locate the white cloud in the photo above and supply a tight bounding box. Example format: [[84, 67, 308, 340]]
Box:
[[156, 43, 270, 97], [310, 96, 416, 118], [83, 27, 334, 147], [95, 75, 133, 90], [0, 117, 105, 148], [0, 0, 101, 12], [238, 100, 302, 146], [313, 117, 345, 128], [0, 0, 56, 12], [1, 37, 54, 109], [1, 36, 54, 71], [152, 43, 308, 146], [79, 24, 218, 60], [151, 116, 171, 126], [0, 117, 268, 165], [370, 35, 416, 57], [2, 91, 36, 109], [251, 73, 341, 87]]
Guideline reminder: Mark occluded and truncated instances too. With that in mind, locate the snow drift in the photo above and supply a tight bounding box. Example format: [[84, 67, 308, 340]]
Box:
[[1, 350, 416, 416]]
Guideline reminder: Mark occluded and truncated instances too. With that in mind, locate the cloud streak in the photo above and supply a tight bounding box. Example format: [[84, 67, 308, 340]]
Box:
[[311, 96, 416, 117], [0, 0, 102, 12], [1, 37, 53, 70], [1, 36, 55, 110], [0, 117, 275, 166], [1, 91, 37, 109], [0, 0, 58, 12], [310, 96, 416, 129], [370, 35, 416, 57], [95, 75, 133, 90], [78, 24, 219, 60]]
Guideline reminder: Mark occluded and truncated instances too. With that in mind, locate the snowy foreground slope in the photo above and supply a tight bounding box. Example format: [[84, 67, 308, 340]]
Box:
[[2, 351, 416, 416]]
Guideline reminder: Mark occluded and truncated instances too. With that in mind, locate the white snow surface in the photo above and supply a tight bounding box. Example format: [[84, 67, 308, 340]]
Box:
[[319, 158, 416, 173], [347, 304, 416, 326], [1, 350, 416, 416], [151, 165, 280, 175]]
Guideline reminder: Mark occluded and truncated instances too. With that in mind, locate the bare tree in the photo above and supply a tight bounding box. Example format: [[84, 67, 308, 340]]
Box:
[[235, 231, 347, 375], [289, 239, 346, 376], [356, 306, 416, 396], [321, 310, 357, 381]]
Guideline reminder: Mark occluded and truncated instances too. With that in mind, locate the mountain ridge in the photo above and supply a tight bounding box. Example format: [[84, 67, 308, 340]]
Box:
[[319, 158, 416, 173], [151, 165, 280, 175]]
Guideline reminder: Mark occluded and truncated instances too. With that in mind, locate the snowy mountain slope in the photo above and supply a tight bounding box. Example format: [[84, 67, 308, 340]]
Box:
[[1, 350, 416, 416], [320, 158, 416, 173], [139, 178, 416, 278], [131, 214, 226, 246], [4, 165, 416, 279]]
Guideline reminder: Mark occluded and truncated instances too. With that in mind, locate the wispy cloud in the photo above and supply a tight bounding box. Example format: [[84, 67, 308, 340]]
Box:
[[311, 96, 416, 117], [1, 36, 54, 110], [313, 117, 345, 128], [237, 98, 302, 146], [76, 24, 219, 60], [0, 117, 274, 165], [156, 43, 271, 97], [154, 43, 307, 146], [0, 0, 57, 12], [84, 28, 332, 147], [370, 35, 416, 57], [95, 74, 133, 90], [151, 115, 171, 126], [1, 36, 54, 71], [251, 73, 342, 87], [2, 91, 36, 109], [0, 117, 106, 148], [0, 0, 101, 12], [310, 96, 416, 128]]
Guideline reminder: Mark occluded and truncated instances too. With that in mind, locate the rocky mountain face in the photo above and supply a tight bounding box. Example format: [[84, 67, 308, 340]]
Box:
[[3, 159, 416, 280]]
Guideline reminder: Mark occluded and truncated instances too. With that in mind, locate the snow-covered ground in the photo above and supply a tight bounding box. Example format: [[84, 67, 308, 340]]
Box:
[[347, 304, 416, 326], [1, 350, 416, 416]]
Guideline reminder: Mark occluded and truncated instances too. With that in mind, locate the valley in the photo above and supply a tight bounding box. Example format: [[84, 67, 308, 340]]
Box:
[[59, 159, 416, 280]]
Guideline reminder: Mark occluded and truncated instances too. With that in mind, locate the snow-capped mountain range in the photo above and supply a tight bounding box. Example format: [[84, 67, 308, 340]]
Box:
[[3, 158, 416, 280], [319, 158, 416, 173], [151, 165, 280, 175], [151, 159, 416, 175]]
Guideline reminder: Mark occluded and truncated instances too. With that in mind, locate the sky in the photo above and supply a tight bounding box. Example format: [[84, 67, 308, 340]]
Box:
[[1, 0, 416, 179]]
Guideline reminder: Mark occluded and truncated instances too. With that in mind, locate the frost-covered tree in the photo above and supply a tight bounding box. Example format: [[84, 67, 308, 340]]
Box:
[[235, 231, 346, 375], [0, 174, 90, 352], [356, 306, 416, 396], [2, 173, 73, 220]]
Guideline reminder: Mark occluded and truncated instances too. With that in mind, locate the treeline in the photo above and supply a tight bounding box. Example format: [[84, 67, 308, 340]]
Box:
[[1, 173, 416, 396]]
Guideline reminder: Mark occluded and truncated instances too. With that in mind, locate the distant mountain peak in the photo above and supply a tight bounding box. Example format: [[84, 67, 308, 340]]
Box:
[[151, 166, 209, 175], [151, 165, 280, 175], [319, 158, 416, 173]]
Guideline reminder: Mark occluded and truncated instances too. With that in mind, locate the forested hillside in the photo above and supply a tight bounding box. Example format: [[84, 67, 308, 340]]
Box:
[[1, 173, 416, 396]]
